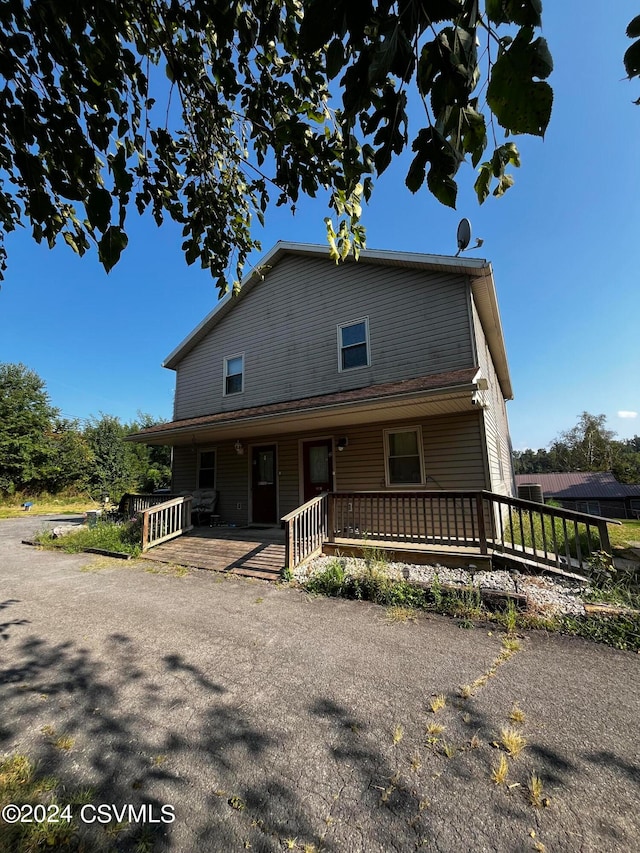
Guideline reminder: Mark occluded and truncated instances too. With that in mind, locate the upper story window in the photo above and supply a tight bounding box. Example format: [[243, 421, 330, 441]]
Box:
[[337, 318, 370, 371], [224, 354, 244, 395]]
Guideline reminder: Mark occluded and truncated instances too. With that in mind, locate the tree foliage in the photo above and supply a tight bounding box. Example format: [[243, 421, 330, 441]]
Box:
[[513, 412, 640, 484], [0, 362, 58, 492], [0, 1, 554, 292], [0, 363, 170, 498]]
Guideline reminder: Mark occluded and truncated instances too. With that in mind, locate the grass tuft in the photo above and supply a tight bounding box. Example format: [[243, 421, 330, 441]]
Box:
[[528, 773, 548, 808], [500, 726, 527, 757], [429, 694, 447, 714], [491, 754, 509, 785], [509, 704, 526, 725]]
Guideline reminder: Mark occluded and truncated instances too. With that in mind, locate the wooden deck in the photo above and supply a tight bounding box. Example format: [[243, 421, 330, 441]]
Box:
[[140, 525, 286, 581]]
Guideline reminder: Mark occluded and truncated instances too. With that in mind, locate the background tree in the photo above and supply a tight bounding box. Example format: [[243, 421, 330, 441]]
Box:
[[0, 362, 58, 494], [40, 418, 93, 494], [0, 1, 553, 291], [83, 415, 132, 501], [513, 412, 640, 484]]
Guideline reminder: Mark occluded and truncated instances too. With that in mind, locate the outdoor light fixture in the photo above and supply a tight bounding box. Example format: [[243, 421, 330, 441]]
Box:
[[234, 440, 245, 455], [337, 437, 348, 451]]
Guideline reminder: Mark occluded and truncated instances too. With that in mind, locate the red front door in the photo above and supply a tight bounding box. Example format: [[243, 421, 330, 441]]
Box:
[[252, 445, 277, 524], [302, 439, 333, 503]]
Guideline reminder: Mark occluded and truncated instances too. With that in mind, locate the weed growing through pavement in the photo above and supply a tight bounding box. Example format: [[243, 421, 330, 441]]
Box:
[[509, 704, 526, 725], [228, 795, 246, 811], [385, 605, 417, 623], [491, 754, 509, 785], [429, 694, 446, 714], [440, 741, 456, 759], [393, 725, 404, 745], [426, 722, 445, 736], [500, 727, 527, 757], [54, 735, 74, 751], [528, 773, 549, 808]]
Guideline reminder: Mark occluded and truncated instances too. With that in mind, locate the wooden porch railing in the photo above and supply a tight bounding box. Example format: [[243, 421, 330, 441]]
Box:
[[284, 491, 618, 573], [120, 492, 183, 517], [482, 491, 616, 572], [282, 493, 329, 569], [140, 495, 193, 551]]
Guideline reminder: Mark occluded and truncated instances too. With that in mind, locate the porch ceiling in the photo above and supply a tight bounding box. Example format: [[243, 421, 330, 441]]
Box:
[[128, 378, 478, 446]]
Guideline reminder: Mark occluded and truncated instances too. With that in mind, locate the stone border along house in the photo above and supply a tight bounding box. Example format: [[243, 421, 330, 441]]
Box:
[[128, 241, 516, 532]]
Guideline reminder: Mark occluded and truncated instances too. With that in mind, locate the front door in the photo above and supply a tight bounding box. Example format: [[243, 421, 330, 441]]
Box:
[[251, 445, 278, 524], [302, 438, 333, 503]]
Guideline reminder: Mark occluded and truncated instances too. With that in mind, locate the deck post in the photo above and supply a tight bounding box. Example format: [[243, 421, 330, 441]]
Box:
[[285, 521, 294, 570], [596, 519, 612, 557], [141, 511, 150, 552], [327, 493, 335, 539], [475, 493, 488, 554]]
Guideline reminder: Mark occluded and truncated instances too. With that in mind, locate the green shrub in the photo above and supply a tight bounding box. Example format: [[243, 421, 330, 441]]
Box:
[[557, 613, 640, 651], [36, 518, 142, 556], [306, 559, 347, 596]]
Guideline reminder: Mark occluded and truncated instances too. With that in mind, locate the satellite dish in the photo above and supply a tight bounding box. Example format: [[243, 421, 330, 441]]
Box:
[[456, 218, 472, 256]]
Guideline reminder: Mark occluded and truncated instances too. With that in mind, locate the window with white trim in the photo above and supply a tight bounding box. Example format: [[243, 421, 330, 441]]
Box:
[[224, 354, 244, 395], [384, 427, 425, 486], [198, 449, 216, 489], [337, 318, 370, 371]]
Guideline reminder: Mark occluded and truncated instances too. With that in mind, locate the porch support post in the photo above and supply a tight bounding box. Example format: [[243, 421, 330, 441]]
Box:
[[475, 493, 488, 554]]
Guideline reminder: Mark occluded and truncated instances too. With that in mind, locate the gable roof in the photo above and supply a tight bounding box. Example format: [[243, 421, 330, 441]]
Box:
[[515, 472, 640, 499], [163, 242, 513, 399]]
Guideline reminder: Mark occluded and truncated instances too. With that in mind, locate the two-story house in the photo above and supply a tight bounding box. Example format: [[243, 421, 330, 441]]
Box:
[[130, 241, 515, 532]]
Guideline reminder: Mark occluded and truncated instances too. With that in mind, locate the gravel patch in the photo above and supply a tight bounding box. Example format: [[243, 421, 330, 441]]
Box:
[[300, 554, 588, 615]]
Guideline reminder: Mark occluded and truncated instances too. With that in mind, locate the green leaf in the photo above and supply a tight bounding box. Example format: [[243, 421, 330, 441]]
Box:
[[487, 31, 553, 135], [326, 38, 345, 80], [624, 40, 640, 78], [85, 187, 112, 233], [626, 15, 640, 38], [474, 163, 492, 204], [487, 0, 542, 27], [98, 226, 128, 273], [299, 0, 337, 53]]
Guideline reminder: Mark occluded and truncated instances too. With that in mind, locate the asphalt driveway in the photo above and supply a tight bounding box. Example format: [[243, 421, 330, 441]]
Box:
[[1, 516, 639, 852]]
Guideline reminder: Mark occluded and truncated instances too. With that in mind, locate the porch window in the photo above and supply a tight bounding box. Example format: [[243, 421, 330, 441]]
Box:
[[384, 427, 424, 486], [198, 449, 216, 489], [224, 354, 244, 395], [337, 319, 370, 371]]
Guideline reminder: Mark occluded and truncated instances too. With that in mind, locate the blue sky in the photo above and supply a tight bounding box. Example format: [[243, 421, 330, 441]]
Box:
[[1, 1, 638, 451]]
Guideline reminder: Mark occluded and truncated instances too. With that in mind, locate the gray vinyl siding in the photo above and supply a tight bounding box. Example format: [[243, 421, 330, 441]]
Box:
[[471, 297, 514, 496], [173, 255, 474, 419], [172, 412, 488, 525]]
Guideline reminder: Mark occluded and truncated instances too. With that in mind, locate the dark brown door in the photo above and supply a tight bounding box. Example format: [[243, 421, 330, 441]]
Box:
[[251, 445, 277, 524], [302, 439, 333, 503]]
